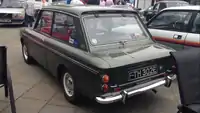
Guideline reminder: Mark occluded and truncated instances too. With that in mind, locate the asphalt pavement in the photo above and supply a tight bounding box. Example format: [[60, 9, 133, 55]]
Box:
[[0, 25, 180, 113]]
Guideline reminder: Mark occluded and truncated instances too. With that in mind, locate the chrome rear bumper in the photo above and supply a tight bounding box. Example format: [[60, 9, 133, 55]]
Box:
[[96, 75, 176, 104]]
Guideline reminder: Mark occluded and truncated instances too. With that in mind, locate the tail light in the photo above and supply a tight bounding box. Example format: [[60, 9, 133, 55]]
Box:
[[102, 74, 109, 83], [102, 84, 109, 92]]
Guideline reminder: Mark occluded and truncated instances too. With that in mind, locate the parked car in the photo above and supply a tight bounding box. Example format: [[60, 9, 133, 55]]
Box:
[[110, 5, 145, 21], [0, 1, 25, 25], [144, 0, 189, 21], [147, 5, 200, 50], [20, 5, 176, 104], [139, 6, 153, 19]]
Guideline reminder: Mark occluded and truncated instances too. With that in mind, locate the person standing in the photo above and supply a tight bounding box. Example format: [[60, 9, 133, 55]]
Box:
[[25, 0, 35, 27], [70, 0, 85, 5], [99, 0, 105, 6], [105, 0, 114, 6]]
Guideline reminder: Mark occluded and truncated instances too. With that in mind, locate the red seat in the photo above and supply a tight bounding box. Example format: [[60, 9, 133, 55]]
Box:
[[41, 27, 51, 34], [40, 25, 72, 42], [52, 29, 72, 41]]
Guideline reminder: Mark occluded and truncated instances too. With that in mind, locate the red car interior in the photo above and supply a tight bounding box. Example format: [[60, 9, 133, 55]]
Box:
[[40, 16, 73, 42], [40, 26, 72, 41]]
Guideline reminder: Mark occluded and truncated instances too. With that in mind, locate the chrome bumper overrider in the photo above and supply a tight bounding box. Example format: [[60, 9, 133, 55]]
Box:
[[96, 75, 176, 104]]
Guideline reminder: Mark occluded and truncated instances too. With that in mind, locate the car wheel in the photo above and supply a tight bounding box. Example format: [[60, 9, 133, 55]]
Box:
[[22, 43, 34, 64], [62, 71, 80, 104]]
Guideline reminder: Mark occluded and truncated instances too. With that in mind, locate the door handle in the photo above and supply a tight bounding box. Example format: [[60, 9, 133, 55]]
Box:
[[173, 34, 182, 39]]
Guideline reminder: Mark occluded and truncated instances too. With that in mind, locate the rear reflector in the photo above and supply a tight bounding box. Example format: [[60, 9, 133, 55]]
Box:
[[114, 87, 121, 92], [102, 84, 109, 92]]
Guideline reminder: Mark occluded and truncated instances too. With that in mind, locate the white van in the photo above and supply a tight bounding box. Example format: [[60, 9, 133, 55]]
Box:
[[33, 0, 52, 10]]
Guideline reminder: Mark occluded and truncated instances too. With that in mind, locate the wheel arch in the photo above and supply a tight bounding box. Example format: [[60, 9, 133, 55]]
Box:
[[57, 64, 68, 82], [20, 38, 24, 44]]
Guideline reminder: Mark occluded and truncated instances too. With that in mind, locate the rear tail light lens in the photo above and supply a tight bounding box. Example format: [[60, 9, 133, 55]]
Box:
[[102, 84, 109, 92], [102, 74, 109, 83]]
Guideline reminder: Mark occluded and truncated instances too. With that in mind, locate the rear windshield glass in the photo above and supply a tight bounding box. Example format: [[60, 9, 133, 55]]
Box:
[[82, 13, 150, 46]]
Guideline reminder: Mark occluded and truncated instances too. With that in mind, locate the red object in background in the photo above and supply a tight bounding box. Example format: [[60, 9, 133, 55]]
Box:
[[80, 0, 89, 4], [42, 0, 46, 3], [41, 27, 71, 41]]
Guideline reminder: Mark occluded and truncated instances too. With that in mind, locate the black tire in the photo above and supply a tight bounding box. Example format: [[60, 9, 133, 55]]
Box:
[[61, 70, 80, 104], [22, 43, 34, 64]]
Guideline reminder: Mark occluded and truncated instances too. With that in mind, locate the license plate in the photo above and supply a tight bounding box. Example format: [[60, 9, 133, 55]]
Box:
[[128, 65, 158, 80], [0, 19, 11, 23]]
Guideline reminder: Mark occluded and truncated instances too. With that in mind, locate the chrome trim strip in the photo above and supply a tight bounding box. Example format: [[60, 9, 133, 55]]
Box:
[[95, 76, 175, 104]]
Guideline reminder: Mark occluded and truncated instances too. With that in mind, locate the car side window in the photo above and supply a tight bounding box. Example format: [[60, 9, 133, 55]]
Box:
[[159, 3, 167, 11], [191, 13, 200, 34], [148, 11, 192, 32], [52, 13, 86, 50], [35, 11, 53, 35], [153, 3, 159, 11]]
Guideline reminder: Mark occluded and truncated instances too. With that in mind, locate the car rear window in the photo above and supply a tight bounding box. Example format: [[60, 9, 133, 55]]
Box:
[[82, 13, 150, 46]]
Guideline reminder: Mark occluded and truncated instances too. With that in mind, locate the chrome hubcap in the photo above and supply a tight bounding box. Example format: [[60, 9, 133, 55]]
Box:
[[23, 45, 28, 60], [63, 73, 74, 97]]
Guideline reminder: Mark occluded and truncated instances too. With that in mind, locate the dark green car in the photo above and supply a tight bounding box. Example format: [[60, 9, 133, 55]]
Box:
[[20, 5, 176, 104]]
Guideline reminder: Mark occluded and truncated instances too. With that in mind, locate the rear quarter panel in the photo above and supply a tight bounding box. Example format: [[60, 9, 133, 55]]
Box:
[[44, 38, 105, 98]]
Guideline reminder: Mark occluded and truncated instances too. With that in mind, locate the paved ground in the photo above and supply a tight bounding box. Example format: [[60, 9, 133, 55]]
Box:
[[0, 25, 180, 113]]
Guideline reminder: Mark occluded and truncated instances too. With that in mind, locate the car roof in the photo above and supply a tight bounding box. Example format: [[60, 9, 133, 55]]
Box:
[[43, 5, 137, 16], [157, 0, 188, 3], [163, 5, 200, 11]]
